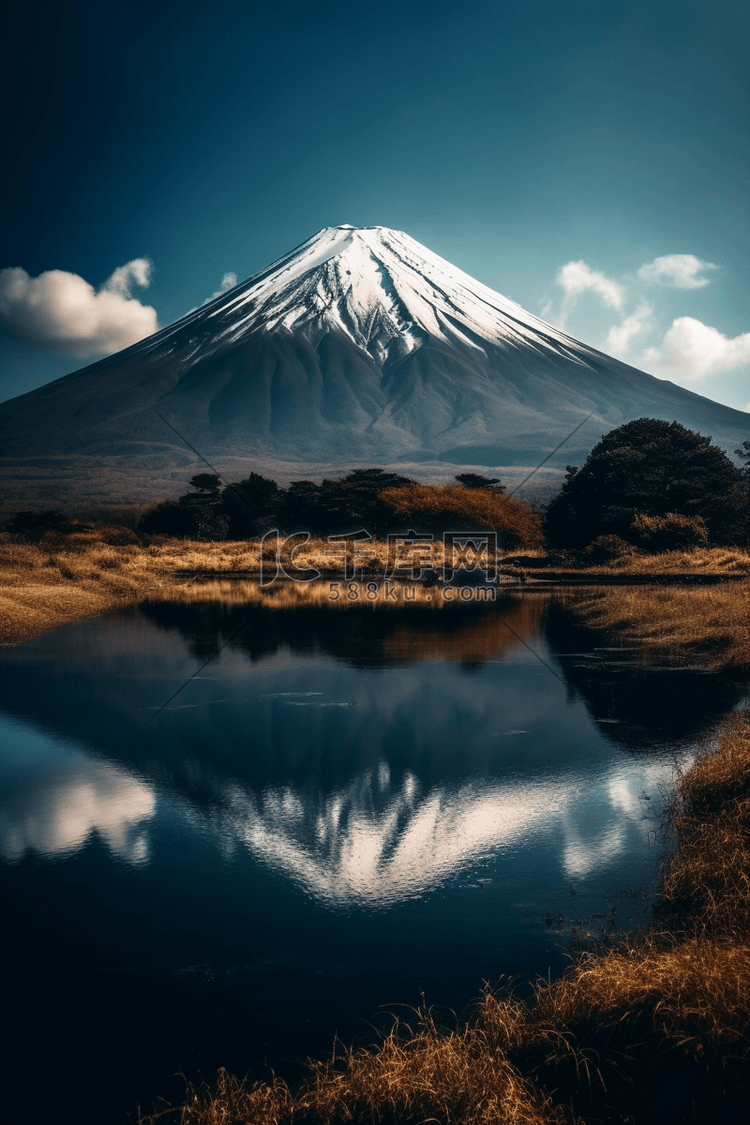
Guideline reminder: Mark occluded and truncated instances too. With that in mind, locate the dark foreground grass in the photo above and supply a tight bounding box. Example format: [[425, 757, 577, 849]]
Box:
[[137, 713, 750, 1124]]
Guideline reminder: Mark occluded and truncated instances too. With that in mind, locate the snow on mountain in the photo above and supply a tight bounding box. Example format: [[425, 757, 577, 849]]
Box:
[[143, 224, 600, 376], [1, 224, 748, 507]]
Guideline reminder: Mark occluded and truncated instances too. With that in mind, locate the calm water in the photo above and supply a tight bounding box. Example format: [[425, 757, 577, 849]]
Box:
[[1, 591, 747, 1125]]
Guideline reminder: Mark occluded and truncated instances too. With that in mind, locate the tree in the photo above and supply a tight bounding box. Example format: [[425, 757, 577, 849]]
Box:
[[279, 469, 414, 536], [454, 473, 505, 491], [138, 500, 201, 537], [189, 473, 222, 493], [138, 470, 231, 538], [279, 480, 324, 533], [221, 473, 280, 537], [329, 468, 414, 535], [544, 418, 745, 550]]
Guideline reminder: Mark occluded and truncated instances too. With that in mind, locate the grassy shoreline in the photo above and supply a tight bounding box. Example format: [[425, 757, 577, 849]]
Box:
[[2, 528, 749, 649], [562, 583, 750, 671]]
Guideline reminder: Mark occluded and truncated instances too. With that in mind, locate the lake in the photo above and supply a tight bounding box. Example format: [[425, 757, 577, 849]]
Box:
[[1, 588, 747, 1124]]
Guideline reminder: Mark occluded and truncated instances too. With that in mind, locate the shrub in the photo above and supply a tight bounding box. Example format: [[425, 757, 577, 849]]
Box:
[[4, 509, 73, 537], [582, 534, 638, 563], [189, 472, 222, 493], [454, 472, 505, 491], [380, 484, 543, 550], [629, 512, 709, 553], [137, 499, 227, 539]]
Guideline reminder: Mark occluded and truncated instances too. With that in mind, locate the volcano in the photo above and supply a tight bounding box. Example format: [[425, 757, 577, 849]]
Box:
[[1, 225, 747, 507]]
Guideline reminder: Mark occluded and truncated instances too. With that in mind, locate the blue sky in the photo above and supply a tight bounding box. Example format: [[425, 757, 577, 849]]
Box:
[[1, 0, 748, 411]]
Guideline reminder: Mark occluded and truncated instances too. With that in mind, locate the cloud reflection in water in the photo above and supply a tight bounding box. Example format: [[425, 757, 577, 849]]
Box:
[[0, 730, 155, 865]]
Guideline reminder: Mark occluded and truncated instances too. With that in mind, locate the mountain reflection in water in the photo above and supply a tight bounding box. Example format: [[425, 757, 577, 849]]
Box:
[[1, 593, 747, 889], [193, 758, 673, 906], [1, 591, 749, 1125]]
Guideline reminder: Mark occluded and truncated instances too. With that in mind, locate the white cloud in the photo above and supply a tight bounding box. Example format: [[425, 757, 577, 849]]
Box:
[[0, 259, 159, 358], [642, 316, 750, 379], [203, 271, 238, 305], [216, 271, 237, 295], [638, 254, 718, 289], [556, 260, 625, 312], [103, 256, 153, 297], [605, 301, 653, 357], [185, 272, 240, 314]]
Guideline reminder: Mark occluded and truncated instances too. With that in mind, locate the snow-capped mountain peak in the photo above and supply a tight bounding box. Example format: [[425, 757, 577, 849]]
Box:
[[1, 223, 748, 508], [152, 224, 588, 372]]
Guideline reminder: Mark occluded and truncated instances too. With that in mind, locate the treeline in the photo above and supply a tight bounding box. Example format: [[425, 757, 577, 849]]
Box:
[[137, 468, 543, 549], [3, 419, 748, 556], [135, 418, 750, 554]]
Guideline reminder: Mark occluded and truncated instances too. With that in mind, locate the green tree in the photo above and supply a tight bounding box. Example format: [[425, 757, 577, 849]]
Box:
[[544, 418, 745, 550]]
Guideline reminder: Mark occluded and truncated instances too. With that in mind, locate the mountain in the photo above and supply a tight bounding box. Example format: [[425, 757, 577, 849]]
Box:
[[1, 224, 747, 508]]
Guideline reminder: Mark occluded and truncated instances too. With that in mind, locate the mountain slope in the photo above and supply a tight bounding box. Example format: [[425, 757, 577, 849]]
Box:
[[1, 225, 747, 506]]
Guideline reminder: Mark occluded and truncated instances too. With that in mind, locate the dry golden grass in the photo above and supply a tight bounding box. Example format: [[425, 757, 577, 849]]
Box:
[[0, 529, 525, 647], [381, 483, 544, 549], [0, 531, 182, 645], [298, 1012, 571, 1125], [553, 545, 750, 575], [141, 1070, 293, 1125], [659, 712, 750, 935], [3, 524, 746, 651], [563, 579, 750, 670], [139, 1016, 572, 1125], [0, 531, 383, 646], [530, 937, 750, 1058], [676, 711, 750, 811]]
